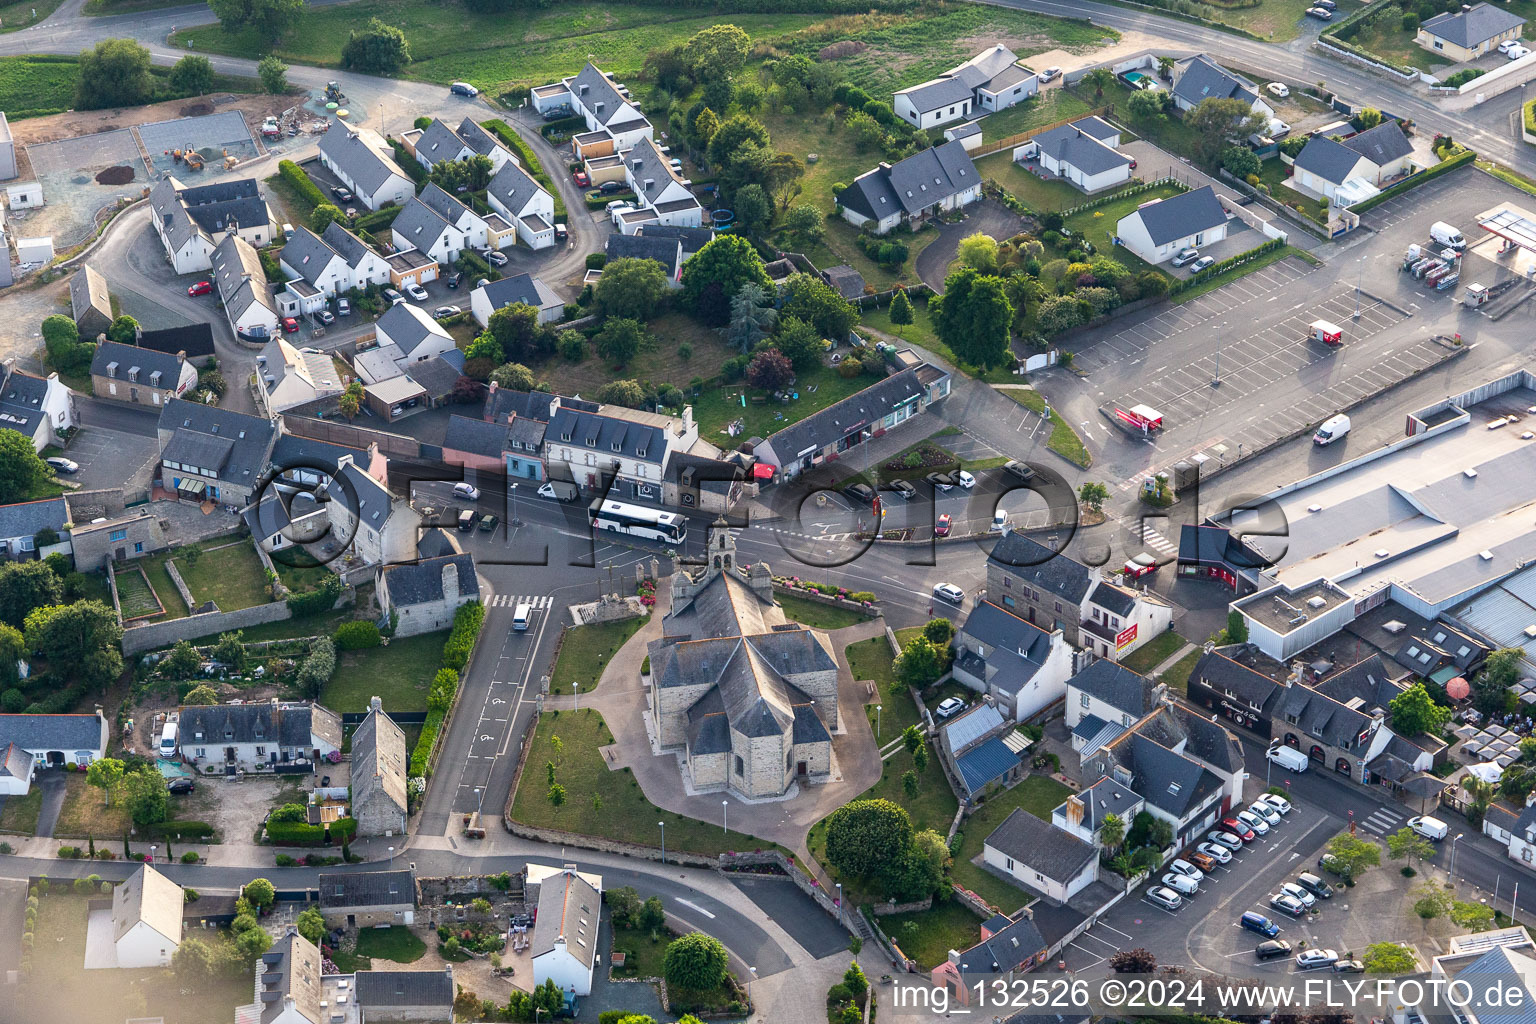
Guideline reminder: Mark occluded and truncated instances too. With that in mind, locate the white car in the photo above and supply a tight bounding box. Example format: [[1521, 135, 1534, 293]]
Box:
[[452, 482, 481, 501], [1296, 948, 1338, 970], [933, 583, 965, 604], [1279, 882, 1316, 908], [935, 696, 966, 719], [1500, 38, 1520, 52], [1197, 841, 1233, 864], [404, 283, 430, 302], [1270, 892, 1307, 918], [384, 288, 405, 305], [45, 457, 79, 475], [956, 470, 976, 489], [1266, 82, 1290, 98], [1260, 793, 1292, 815], [1167, 859, 1204, 883], [1161, 872, 1199, 895], [433, 305, 462, 319], [1511, 45, 1532, 60], [487, 250, 509, 267], [1249, 802, 1282, 827], [1146, 886, 1183, 911], [1236, 810, 1270, 836]]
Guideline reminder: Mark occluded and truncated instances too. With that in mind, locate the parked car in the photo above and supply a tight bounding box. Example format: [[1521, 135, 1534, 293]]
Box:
[[1167, 859, 1204, 883], [1305, 6, 1333, 17], [989, 511, 1009, 533], [842, 482, 876, 504], [166, 777, 195, 794], [1003, 460, 1035, 482], [487, 250, 509, 267], [1187, 851, 1216, 873], [1040, 66, 1062, 81], [1236, 810, 1270, 836], [1295, 872, 1334, 899], [1318, 852, 1350, 877], [447, 272, 463, 290], [599, 180, 626, 194], [955, 470, 976, 489], [537, 480, 578, 502], [935, 696, 967, 719], [1333, 959, 1364, 973], [542, 108, 571, 121], [1190, 256, 1217, 273], [934, 514, 953, 538], [1197, 841, 1233, 864], [554, 223, 569, 242], [45, 457, 78, 475], [1260, 793, 1293, 815], [317, 310, 335, 325], [574, 170, 590, 186], [1171, 247, 1201, 267], [187, 280, 213, 296], [1279, 882, 1316, 908], [404, 283, 430, 302], [889, 479, 917, 500], [1207, 830, 1243, 851], [1296, 949, 1338, 970], [933, 582, 965, 604], [927, 472, 955, 491], [1220, 817, 1256, 842], [1408, 815, 1450, 841], [1500, 38, 1521, 52], [1124, 553, 1159, 579], [1266, 82, 1290, 98], [1161, 873, 1199, 896], [450, 82, 479, 97], [457, 509, 475, 531], [433, 305, 461, 319], [384, 288, 405, 305], [282, 317, 300, 333], [1510, 45, 1532, 60], [1240, 911, 1279, 937], [331, 185, 354, 203], [338, 298, 351, 316], [478, 513, 499, 532], [1256, 939, 1293, 960], [1249, 802, 1282, 826], [1146, 886, 1183, 911], [453, 482, 481, 501]]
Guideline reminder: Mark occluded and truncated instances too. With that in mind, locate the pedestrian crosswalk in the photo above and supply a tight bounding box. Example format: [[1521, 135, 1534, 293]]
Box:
[[1139, 525, 1178, 556], [1359, 806, 1405, 836], [486, 594, 555, 609]]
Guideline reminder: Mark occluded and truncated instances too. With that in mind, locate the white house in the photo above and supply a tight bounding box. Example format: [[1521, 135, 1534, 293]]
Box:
[[529, 865, 603, 996], [1017, 116, 1132, 194], [470, 273, 564, 328], [103, 864, 182, 969], [1064, 660, 1167, 748], [951, 600, 1075, 723], [211, 234, 279, 339], [622, 137, 702, 228], [256, 337, 345, 415], [532, 63, 653, 152], [841, 140, 981, 235], [320, 455, 420, 570], [0, 497, 71, 564], [487, 160, 556, 250], [1291, 121, 1415, 203], [391, 194, 466, 266], [0, 710, 107, 771], [407, 116, 517, 174], [279, 226, 351, 301], [1170, 55, 1274, 119], [1115, 186, 1229, 265], [377, 552, 480, 637], [982, 806, 1100, 903], [174, 699, 341, 771], [0, 362, 75, 452], [318, 127, 413, 211], [894, 44, 1038, 129], [417, 182, 491, 250], [148, 176, 276, 275], [1083, 579, 1174, 662], [323, 221, 391, 290], [375, 302, 458, 365]]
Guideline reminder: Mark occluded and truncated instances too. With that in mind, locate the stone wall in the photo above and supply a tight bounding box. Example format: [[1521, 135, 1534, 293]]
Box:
[[717, 850, 842, 922], [502, 819, 718, 868], [418, 874, 527, 905], [163, 558, 198, 613], [770, 582, 879, 618], [122, 600, 293, 654], [872, 895, 933, 916]]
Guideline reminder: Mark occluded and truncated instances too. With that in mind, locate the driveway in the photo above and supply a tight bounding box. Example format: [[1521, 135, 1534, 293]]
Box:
[[915, 199, 1027, 292], [32, 769, 67, 838]]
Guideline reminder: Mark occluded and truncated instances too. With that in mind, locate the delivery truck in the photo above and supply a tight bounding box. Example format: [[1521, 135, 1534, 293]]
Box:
[[1267, 742, 1309, 772]]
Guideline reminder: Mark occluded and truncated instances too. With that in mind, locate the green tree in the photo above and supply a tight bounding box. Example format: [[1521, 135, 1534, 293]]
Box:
[[547, 782, 566, 814], [1413, 881, 1451, 921], [902, 768, 919, 800], [824, 798, 914, 881], [780, 273, 858, 342], [207, 0, 303, 39], [1352, 107, 1384, 131], [0, 561, 62, 626], [162, 639, 201, 680], [640, 895, 665, 930], [933, 267, 1013, 369], [120, 766, 168, 827], [1077, 482, 1109, 513], [489, 362, 536, 391], [594, 318, 649, 367], [183, 683, 219, 706], [1325, 831, 1381, 879], [888, 288, 914, 332], [0, 429, 49, 506], [663, 931, 730, 991], [1389, 683, 1451, 738], [336, 381, 363, 421], [242, 878, 276, 910], [1386, 826, 1437, 866], [1478, 648, 1524, 717], [340, 18, 411, 74], [1226, 609, 1249, 644], [237, 924, 273, 962], [594, 257, 670, 321], [1187, 97, 1267, 166], [770, 316, 822, 374], [486, 302, 544, 363], [721, 281, 776, 353], [86, 757, 124, 807], [1126, 89, 1165, 123], [1451, 899, 1495, 931], [681, 234, 772, 326], [595, 380, 645, 408], [684, 24, 750, 81], [170, 55, 214, 96], [733, 183, 772, 235], [214, 631, 247, 673], [76, 38, 153, 110], [1100, 812, 1126, 852], [23, 600, 123, 688], [902, 724, 922, 757], [745, 349, 793, 391], [785, 204, 825, 247], [173, 936, 218, 982], [296, 906, 325, 945], [42, 315, 91, 374], [1362, 942, 1417, 973], [693, 107, 722, 149], [894, 636, 944, 687], [465, 332, 504, 367], [258, 54, 288, 94], [912, 743, 929, 773], [957, 232, 999, 273], [106, 315, 139, 346], [1221, 146, 1261, 179], [1083, 67, 1114, 99], [922, 618, 953, 646], [310, 203, 343, 233]]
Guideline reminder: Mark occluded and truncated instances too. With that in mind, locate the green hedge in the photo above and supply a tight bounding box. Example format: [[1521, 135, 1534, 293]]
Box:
[[1320, 4, 1418, 77], [287, 575, 341, 616], [1350, 149, 1475, 214], [278, 160, 326, 213], [540, 115, 587, 139], [441, 600, 485, 670], [146, 820, 214, 839], [410, 710, 444, 777], [480, 119, 567, 220], [387, 138, 428, 186], [335, 621, 381, 650], [353, 205, 402, 233], [328, 817, 357, 844], [1525, 99, 1536, 138], [406, 601, 485, 778], [266, 820, 326, 846], [585, 191, 637, 210], [1168, 237, 1285, 295]]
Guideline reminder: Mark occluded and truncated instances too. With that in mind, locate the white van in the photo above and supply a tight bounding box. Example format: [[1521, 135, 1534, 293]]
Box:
[[1313, 413, 1350, 446], [512, 602, 532, 632], [1267, 743, 1309, 772], [159, 721, 178, 758], [1431, 221, 1466, 251], [1409, 815, 1450, 841]]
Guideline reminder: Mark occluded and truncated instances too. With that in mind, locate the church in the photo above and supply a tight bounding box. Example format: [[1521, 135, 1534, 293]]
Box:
[[647, 522, 841, 799]]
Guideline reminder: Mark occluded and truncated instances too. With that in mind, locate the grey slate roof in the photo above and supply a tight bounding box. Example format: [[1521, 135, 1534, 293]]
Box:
[[353, 970, 454, 1010], [444, 414, 508, 458], [1125, 185, 1228, 246], [950, 913, 1048, 981], [1315, 654, 1405, 709], [1174, 55, 1257, 108], [1179, 709, 1244, 773], [149, 176, 205, 253], [70, 265, 111, 332], [1126, 732, 1221, 817], [269, 433, 369, 475], [417, 182, 477, 230], [321, 222, 377, 271], [1087, 580, 1137, 618], [478, 273, 563, 314], [159, 399, 277, 486], [1063, 774, 1142, 833], [280, 226, 341, 286], [547, 402, 665, 463], [0, 741, 27, 780], [0, 710, 101, 752], [1069, 660, 1157, 719], [762, 369, 927, 463], [1189, 649, 1283, 709], [409, 356, 463, 398], [137, 323, 215, 360], [1422, 2, 1525, 47], [488, 160, 546, 217], [822, 264, 867, 300], [485, 386, 559, 424], [413, 118, 469, 164], [985, 806, 1097, 886], [0, 369, 54, 440], [639, 223, 714, 253], [897, 75, 975, 113], [243, 492, 291, 541], [417, 528, 459, 559], [0, 496, 68, 542], [1294, 134, 1366, 185], [318, 128, 407, 197], [605, 233, 681, 272], [177, 702, 329, 747], [91, 339, 185, 387], [1032, 121, 1131, 176], [989, 532, 1095, 604], [455, 117, 506, 159], [177, 177, 268, 237], [508, 416, 547, 450], [850, 140, 979, 220], [257, 930, 322, 1024], [1343, 120, 1413, 166], [325, 460, 396, 527], [392, 195, 457, 253], [1275, 680, 1375, 748], [318, 868, 415, 909], [380, 552, 479, 606], [957, 600, 1059, 696], [532, 868, 601, 966], [570, 62, 628, 125], [625, 137, 684, 207], [377, 301, 448, 357], [351, 703, 408, 822]]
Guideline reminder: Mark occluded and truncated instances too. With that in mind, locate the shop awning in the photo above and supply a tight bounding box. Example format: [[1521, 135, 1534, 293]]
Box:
[[752, 464, 774, 480], [178, 479, 207, 495]]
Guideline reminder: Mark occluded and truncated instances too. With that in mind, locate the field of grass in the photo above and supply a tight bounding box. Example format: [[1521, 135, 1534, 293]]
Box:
[[1118, 629, 1188, 675], [535, 313, 736, 397], [355, 925, 427, 963], [1157, 646, 1204, 693], [171, 2, 823, 92], [0, 784, 42, 833], [611, 921, 672, 979], [0, 56, 77, 117], [1216, 0, 1364, 40], [861, 298, 1019, 384], [952, 774, 1072, 912], [321, 629, 448, 713], [981, 87, 1098, 143], [511, 709, 788, 856], [692, 360, 876, 446], [978, 150, 1137, 214], [0, 0, 61, 31], [998, 388, 1091, 468], [114, 565, 168, 620], [549, 617, 647, 695], [272, 549, 332, 594], [881, 896, 986, 969], [847, 635, 925, 740], [1344, 17, 1454, 69], [774, 592, 870, 631], [175, 541, 270, 612], [54, 772, 134, 838]]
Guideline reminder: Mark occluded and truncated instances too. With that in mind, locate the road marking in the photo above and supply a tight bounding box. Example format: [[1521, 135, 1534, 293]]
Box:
[[676, 898, 715, 919]]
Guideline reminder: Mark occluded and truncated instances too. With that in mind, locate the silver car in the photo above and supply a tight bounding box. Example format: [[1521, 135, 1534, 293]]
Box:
[[1171, 247, 1200, 267], [1147, 886, 1183, 911]]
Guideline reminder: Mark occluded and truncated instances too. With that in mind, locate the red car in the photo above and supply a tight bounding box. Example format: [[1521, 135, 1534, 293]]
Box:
[[1124, 553, 1158, 579], [1220, 817, 1256, 843], [934, 513, 953, 538], [282, 317, 300, 333], [573, 170, 590, 187], [187, 280, 213, 296]]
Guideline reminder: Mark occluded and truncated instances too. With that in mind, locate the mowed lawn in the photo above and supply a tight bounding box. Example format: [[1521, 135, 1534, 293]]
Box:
[[321, 629, 449, 713], [847, 635, 923, 740], [691, 360, 879, 446], [952, 774, 1072, 913], [533, 313, 736, 398], [511, 709, 787, 856], [881, 897, 987, 970], [774, 592, 870, 631], [549, 617, 647, 695], [171, 2, 823, 91], [980, 87, 1097, 142], [174, 541, 271, 612]]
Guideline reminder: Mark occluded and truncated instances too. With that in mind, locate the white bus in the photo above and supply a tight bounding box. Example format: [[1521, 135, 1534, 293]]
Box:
[[590, 498, 688, 544]]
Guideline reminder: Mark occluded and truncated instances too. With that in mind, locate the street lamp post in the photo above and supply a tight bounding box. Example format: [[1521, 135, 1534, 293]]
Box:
[[1354, 254, 1365, 319], [658, 820, 666, 865], [876, 705, 882, 740], [574, 681, 580, 713], [388, 845, 394, 864], [1451, 833, 1465, 889], [475, 787, 484, 816], [150, 845, 156, 865], [835, 882, 843, 928], [510, 482, 522, 528], [1212, 321, 1227, 387], [723, 799, 729, 834]]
